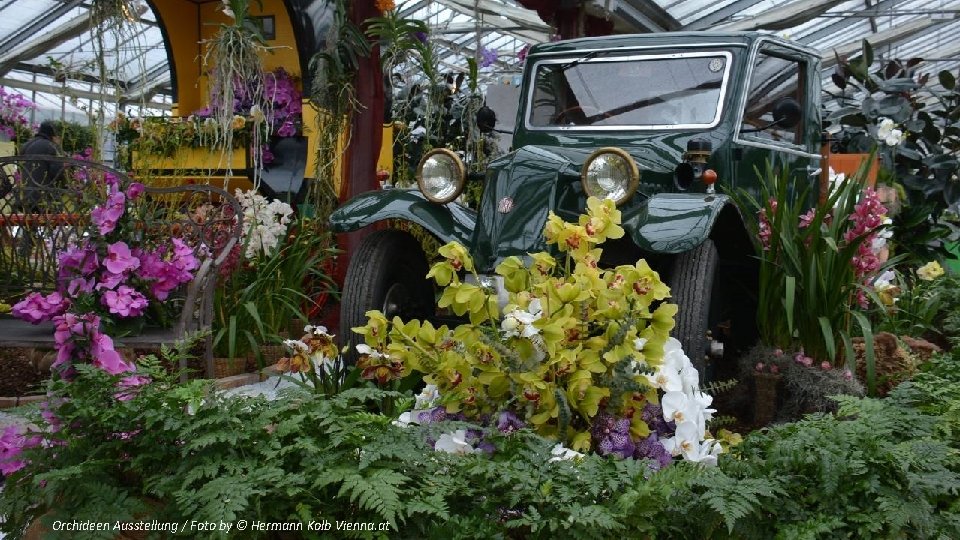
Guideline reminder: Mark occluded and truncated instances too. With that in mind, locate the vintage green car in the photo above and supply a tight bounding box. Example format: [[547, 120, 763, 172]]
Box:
[[330, 32, 824, 375]]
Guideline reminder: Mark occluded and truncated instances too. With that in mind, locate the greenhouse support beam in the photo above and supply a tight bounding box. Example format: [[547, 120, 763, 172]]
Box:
[[682, 0, 769, 30], [717, 0, 843, 31], [0, 0, 84, 57], [0, 11, 88, 77], [820, 17, 940, 68], [0, 77, 171, 110]]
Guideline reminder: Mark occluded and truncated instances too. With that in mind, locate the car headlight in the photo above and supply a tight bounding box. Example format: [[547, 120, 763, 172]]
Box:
[[417, 148, 466, 204], [580, 147, 640, 205]]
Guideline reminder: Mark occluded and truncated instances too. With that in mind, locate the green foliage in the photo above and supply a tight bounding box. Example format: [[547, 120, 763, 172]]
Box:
[[727, 161, 889, 389], [826, 40, 959, 261], [213, 217, 337, 362], [2, 338, 959, 538], [873, 263, 960, 348]]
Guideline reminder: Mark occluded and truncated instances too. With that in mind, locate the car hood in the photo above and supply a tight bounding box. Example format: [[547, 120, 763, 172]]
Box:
[[470, 140, 685, 270]]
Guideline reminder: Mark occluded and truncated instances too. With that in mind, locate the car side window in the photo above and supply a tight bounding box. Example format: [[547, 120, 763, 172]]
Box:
[[741, 48, 803, 145]]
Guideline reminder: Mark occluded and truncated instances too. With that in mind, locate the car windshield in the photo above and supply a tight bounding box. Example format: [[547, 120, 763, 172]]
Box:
[[527, 52, 730, 129]]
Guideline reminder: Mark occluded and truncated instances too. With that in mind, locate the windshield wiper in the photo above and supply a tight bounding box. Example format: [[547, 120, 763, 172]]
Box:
[[556, 50, 615, 72]]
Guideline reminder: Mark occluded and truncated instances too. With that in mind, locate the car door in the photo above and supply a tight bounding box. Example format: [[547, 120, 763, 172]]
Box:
[[731, 41, 822, 203]]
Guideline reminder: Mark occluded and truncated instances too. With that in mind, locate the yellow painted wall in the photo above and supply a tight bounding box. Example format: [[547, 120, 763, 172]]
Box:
[[152, 0, 301, 116]]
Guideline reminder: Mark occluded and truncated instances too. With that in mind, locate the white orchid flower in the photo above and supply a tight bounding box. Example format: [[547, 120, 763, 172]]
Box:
[[661, 391, 699, 425], [501, 298, 543, 339], [680, 364, 701, 394], [646, 366, 682, 392], [435, 430, 475, 455], [884, 129, 904, 146], [356, 343, 389, 360], [549, 443, 585, 462], [415, 384, 441, 409], [690, 439, 723, 466]]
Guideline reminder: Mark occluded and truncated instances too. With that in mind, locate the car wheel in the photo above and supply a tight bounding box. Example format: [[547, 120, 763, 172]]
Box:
[[668, 239, 719, 375], [339, 229, 434, 363]]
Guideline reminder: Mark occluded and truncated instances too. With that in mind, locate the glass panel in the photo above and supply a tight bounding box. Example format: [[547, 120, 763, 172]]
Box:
[[528, 54, 728, 128], [741, 49, 802, 145]]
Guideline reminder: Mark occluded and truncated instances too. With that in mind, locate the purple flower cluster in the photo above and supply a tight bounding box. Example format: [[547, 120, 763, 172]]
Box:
[[264, 68, 302, 137], [11, 178, 199, 387], [0, 86, 36, 139], [479, 47, 499, 68], [591, 413, 635, 459], [634, 433, 673, 470]]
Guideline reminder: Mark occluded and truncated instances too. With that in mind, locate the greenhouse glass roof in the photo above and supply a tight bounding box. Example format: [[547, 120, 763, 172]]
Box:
[[0, 0, 958, 122]]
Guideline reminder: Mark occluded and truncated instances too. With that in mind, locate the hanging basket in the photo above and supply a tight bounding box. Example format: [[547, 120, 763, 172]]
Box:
[[753, 372, 781, 427]]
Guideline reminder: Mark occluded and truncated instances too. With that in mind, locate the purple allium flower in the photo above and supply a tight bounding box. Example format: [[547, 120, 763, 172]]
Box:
[[634, 433, 673, 470], [496, 411, 525, 434]]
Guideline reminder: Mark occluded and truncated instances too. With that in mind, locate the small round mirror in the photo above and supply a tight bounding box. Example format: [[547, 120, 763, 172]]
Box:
[[772, 98, 802, 129]]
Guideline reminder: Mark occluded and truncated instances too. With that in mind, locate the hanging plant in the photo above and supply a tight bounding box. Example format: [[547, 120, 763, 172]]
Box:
[[87, 0, 148, 160], [307, 0, 370, 220], [202, 0, 272, 187]]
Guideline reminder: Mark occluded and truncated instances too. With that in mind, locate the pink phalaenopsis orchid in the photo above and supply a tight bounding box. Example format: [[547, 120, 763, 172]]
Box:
[[102, 285, 149, 317], [91, 191, 126, 235], [12, 291, 69, 324], [0, 425, 42, 476], [104, 241, 140, 275]]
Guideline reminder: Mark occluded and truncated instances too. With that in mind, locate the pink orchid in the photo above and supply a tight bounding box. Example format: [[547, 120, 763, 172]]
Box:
[[103, 241, 140, 275], [102, 285, 149, 317], [12, 292, 70, 324], [90, 331, 134, 375]]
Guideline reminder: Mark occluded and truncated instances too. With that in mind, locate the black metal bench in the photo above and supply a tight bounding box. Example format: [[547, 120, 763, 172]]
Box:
[[0, 155, 243, 378]]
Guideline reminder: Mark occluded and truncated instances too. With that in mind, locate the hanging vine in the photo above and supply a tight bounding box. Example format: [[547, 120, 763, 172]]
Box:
[[201, 0, 272, 188], [307, 0, 370, 222], [88, 0, 148, 161]]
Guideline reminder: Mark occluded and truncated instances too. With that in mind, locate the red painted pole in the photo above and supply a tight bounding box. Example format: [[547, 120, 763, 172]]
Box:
[[323, 2, 384, 330]]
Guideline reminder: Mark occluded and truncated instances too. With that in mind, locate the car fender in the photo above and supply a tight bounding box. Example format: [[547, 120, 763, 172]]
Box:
[[621, 193, 742, 254], [328, 188, 477, 246]]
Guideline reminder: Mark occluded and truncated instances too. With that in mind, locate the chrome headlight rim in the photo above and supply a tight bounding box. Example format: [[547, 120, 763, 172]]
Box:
[[417, 148, 466, 204], [580, 146, 640, 206]]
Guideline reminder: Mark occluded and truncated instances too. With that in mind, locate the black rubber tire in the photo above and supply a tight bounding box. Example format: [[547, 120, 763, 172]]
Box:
[[339, 230, 434, 364], [668, 239, 719, 375]]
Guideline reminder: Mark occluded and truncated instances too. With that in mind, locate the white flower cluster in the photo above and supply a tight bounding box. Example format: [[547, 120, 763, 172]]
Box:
[[234, 189, 294, 259], [500, 298, 542, 338], [641, 338, 722, 465], [876, 117, 904, 146]]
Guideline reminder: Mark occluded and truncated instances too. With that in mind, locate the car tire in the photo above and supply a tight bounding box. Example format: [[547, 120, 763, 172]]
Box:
[[668, 239, 719, 375], [339, 229, 434, 363]]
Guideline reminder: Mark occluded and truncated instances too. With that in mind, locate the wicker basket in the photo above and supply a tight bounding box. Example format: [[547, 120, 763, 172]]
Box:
[[212, 357, 249, 379], [753, 372, 781, 427]]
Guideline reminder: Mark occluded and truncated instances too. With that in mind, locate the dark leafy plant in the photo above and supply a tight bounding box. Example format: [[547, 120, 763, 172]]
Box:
[[826, 39, 960, 262]]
